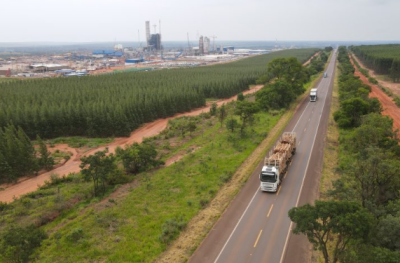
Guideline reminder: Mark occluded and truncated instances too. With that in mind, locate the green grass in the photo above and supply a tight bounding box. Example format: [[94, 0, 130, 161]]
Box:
[[47, 136, 114, 149], [35, 109, 280, 262]]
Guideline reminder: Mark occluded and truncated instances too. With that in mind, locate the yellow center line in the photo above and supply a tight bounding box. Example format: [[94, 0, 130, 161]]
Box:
[[276, 187, 281, 196], [267, 204, 274, 217], [253, 230, 263, 248]]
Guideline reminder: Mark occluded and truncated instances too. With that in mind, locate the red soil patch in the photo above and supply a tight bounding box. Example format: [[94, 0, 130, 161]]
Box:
[[352, 54, 400, 96], [303, 52, 321, 66], [349, 56, 400, 132]]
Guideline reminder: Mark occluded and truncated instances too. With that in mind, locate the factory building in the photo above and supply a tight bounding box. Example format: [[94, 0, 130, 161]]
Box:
[[204, 37, 210, 54], [145, 21, 151, 47], [29, 64, 66, 72], [148, 34, 161, 50], [199, 36, 204, 55]]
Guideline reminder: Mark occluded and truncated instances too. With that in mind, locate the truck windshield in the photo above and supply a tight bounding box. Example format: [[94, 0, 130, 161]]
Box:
[[260, 172, 276, 182]]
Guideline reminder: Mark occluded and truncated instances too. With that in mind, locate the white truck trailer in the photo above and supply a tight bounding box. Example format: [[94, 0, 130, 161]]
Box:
[[310, 88, 317, 102], [259, 132, 296, 192]]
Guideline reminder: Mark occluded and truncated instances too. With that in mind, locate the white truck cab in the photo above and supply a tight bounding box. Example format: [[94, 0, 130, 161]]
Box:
[[310, 88, 317, 102], [259, 166, 280, 192]]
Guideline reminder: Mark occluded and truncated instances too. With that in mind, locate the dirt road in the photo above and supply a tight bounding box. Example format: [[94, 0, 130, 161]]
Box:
[[302, 51, 321, 66], [0, 86, 263, 203], [349, 56, 400, 132], [352, 54, 400, 96]]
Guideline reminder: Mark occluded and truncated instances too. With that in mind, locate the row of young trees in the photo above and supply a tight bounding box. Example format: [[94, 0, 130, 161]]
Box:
[[307, 50, 329, 76], [351, 44, 400, 82], [0, 49, 319, 139], [333, 47, 382, 128], [0, 124, 53, 183], [255, 57, 312, 110], [289, 47, 400, 263]]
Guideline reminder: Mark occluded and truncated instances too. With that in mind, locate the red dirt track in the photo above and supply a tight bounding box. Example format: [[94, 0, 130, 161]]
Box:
[[349, 56, 400, 132], [0, 86, 262, 203]]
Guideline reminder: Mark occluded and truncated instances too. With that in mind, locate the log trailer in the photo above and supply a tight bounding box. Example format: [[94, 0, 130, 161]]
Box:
[[259, 132, 296, 192]]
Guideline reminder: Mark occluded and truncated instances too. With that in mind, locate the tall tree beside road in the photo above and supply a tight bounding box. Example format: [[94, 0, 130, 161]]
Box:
[[80, 149, 117, 197], [234, 101, 259, 135], [256, 57, 310, 111], [218, 104, 227, 127], [115, 142, 164, 175], [256, 80, 296, 110], [266, 57, 309, 95], [289, 201, 373, 263]]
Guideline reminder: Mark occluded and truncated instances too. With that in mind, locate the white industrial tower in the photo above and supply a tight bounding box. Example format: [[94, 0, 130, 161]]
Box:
[[145, 21, 150, 47]]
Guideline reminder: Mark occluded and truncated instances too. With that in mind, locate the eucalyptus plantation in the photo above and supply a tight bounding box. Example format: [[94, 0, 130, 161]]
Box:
[[0, 49, 318, 139]]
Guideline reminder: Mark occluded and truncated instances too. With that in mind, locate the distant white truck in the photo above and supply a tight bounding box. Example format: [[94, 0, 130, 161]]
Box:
[[310, 88, 317, 102], [324, 72, 328, 78], [259, 132, 296, 192]]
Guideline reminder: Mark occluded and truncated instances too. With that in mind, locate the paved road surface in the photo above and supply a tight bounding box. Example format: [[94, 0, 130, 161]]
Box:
[[189, 52, 337, 263]]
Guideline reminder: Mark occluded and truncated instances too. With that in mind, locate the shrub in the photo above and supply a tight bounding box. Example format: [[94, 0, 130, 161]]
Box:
[[159, 217, 187, 244], [199, 198, 210, 208], [0, 225, 47, 263], [66, 227, 84, 242]]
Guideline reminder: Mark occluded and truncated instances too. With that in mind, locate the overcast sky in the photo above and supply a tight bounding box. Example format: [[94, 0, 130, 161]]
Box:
[[1, 0, 399, 42]]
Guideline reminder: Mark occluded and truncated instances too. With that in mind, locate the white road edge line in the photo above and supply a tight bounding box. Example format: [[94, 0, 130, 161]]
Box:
[[279, 58, 335, 263], [213, 187, 259, 263], [214, 64, 320, 263]]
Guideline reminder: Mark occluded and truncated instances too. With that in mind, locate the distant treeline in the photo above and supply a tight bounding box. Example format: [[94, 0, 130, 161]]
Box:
[[0, 49, 318, 139], [351, 44, 400, 82]]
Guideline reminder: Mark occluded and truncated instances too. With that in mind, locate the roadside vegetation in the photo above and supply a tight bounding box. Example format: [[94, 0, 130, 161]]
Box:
[[46, 136, 113, 149], [290, 47, 400, 263], [0, 49, 325, 262]]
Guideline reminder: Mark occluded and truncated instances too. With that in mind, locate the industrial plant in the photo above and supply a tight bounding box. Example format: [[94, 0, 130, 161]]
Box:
[[0, 20, 273, 78]]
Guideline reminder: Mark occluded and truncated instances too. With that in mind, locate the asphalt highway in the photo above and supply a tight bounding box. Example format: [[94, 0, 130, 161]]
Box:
[[189, 51, 337, 263]]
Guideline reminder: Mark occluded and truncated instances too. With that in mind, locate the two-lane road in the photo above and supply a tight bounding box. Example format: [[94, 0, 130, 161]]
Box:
[[190, 52, 337, 263]]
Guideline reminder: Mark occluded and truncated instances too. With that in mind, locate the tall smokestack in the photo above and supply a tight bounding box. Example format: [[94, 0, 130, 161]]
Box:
[[145, 21, 150, 47]]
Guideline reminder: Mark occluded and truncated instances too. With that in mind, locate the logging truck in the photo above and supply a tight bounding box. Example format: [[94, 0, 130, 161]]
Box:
[[310, 88, 317, 102], [259, 132, 296, 192]]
